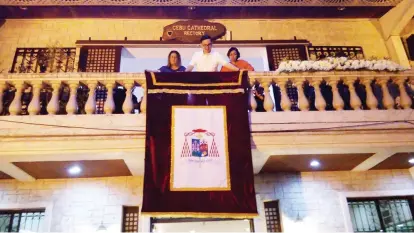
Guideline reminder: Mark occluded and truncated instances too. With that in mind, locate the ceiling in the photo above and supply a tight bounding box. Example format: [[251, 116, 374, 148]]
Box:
[[261, 153, 374, 172], [12, 159, 132, 179], [0, 6, 393, 19], [371, 152, 414, 170]]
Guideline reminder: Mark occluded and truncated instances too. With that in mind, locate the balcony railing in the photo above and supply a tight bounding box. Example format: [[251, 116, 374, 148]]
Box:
[[0, 71, 413, 117]]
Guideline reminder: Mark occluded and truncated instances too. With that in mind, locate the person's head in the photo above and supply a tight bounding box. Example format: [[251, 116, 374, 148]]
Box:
[[200, 35, 212, 54], [227, 47, 240, 63], [167, 50, 182, 68]]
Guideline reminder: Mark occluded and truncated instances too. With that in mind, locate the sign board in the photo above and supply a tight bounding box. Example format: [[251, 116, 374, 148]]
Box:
[[162, 20, 226, 43]]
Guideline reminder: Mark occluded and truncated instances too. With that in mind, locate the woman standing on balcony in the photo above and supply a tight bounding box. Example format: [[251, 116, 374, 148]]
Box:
[[220, 47, 254, 72], [158, 50, 186, 72]]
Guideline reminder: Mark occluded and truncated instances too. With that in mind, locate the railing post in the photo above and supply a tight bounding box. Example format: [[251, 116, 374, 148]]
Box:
[[293, 77, 309, 111], [310, 77, 326, 111], [249, 79, 257, 112], [9, 81, 24, 116], [377, 77, 394, 110], [140, 83, 147, 114], [394, 77, 412, 109], [47, 81, 61, 115], [260, 80, 274, 112], [66, 81, 79, 115], [361, 77, 378, 110], [274, 77, 291, 111], [327, 77, 344, 110], [28, 81, 42, 115], [85, 81, 98, 114], [104, 81, 115, 114], [122, 81, 134, 114], [344, 77, 362, 110]]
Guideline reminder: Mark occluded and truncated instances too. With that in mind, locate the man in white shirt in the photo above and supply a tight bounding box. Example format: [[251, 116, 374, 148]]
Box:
[[185, 35, 240, 72]]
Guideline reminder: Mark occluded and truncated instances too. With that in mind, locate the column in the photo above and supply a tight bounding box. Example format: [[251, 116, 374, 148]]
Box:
[[249, 80, 257, 112], [293, 77, 309, 111], [311, 78, 326, 111], [344, 77, 362, 110], [85, 81, 98, 114], [361, 77, 378, 110], [0, 82, 5, 114], [275, 78, 291, 111], [28, 81, 42, 115], [140, 83, 147, 114], [394, 77, 412, 109], [9, 81, 24, 116], [104, 81, 115, 114], [47, 82, 61, 115], [122, 81, 134, 114], [327, 77, 344, 110], [66, 81, 78, 115], [260, 80, 274, 112], [377, 77, 394, 110]]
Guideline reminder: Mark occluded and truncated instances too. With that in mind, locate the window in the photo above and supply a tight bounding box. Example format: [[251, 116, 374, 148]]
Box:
[[264, 200, 282, 232], [348, 197, 414, 232], [122, 206, 139, 232], [0, 209, 45, 232]]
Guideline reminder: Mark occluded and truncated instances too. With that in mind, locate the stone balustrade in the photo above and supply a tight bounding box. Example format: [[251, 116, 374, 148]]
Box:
[[0, 71, 413, 116]]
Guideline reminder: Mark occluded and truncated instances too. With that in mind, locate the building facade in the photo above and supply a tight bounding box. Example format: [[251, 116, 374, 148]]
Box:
[[0, 0, 414, 232]]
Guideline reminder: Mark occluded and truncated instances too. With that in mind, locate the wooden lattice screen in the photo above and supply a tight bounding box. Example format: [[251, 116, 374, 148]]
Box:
[[122, 206, 139, 232], [10, 48, 76, 73], [266, 45, 308, 71], [264, 200, 282, 232], [78, 46, 122, 72], [308, 46, 364, 60]]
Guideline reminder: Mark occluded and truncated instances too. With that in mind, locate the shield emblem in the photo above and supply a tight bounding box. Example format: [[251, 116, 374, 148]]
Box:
[[167, 31, 173, 37]]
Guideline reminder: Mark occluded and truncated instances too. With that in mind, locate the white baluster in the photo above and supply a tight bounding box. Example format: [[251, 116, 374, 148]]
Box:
[[394, 77, 412, 109], [122, 81, 134, 114], [293, 77, 309, 111], [275, 78, 291, 111], [140, 83, 147, 114], [327, 77, 344, 110], [260, 81, 274, 112], [377, 77, 394, 110], [66, 82, 78, 115], [9, 81, 24, 116], [104, 81, 115, 114], [47, 82, 61, 115], [85, 81, 98, 114], [249, 80, 257, 112], [311, 78, 326, 111], [361, 77, 378, 110], [28, 81, 42, 115], [344, 77, 362, 110]]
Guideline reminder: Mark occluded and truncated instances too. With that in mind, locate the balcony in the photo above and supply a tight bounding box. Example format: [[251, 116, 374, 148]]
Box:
[[0, 71, 413, 180]]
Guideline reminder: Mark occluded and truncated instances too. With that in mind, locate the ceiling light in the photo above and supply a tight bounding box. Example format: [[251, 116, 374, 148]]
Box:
[[409, 158, 414, 164], [68, 165, 81, 175], [310, 160, 320, 168], [19, 6, 28, 10], [337, 7, 346, 11]]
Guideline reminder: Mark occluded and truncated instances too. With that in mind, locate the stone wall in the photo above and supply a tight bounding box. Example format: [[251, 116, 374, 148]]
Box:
[[0, 176, 143, 232], [254, 169, 414, 232], [0, 19, 389, 72], [0, 169, 413, 232]]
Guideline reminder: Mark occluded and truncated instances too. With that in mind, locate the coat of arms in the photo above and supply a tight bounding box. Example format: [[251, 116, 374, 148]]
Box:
[[181, 129, 219, 157]]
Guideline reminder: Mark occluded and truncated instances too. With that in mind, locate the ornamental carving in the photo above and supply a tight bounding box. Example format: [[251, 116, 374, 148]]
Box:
[[0, 0, 402, 6]]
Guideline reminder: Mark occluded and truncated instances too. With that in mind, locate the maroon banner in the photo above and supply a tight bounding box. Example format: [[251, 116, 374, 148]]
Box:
[[141, 71, 257, 218]]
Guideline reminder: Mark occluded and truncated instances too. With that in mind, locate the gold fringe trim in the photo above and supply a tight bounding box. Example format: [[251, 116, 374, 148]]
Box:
[[150, 71, 244, 87], [148, 88, 245, 95], [141, 212, 258, 219]]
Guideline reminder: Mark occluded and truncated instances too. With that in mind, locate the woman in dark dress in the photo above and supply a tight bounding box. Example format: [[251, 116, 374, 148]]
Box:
[[158, 50, 186, 72]]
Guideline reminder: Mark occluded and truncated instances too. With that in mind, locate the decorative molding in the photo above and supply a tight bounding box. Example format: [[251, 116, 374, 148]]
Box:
[[0, 0, 402, 6]]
